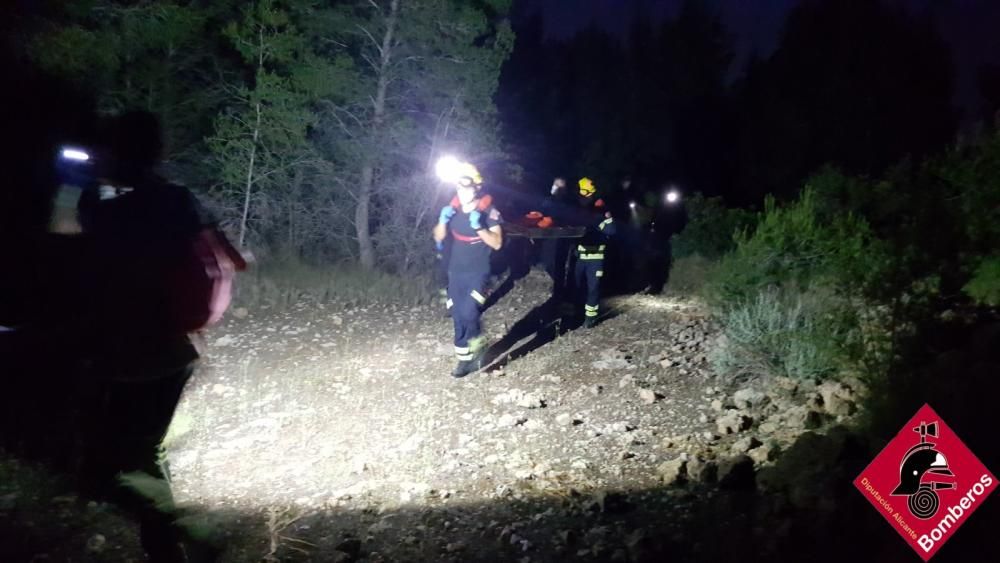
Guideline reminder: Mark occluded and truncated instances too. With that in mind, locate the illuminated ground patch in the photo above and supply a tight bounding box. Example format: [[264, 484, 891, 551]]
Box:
[[166, 272, 719, 520]]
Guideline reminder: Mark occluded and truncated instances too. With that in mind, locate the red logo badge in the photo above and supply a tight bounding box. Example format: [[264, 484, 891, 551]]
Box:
[[853, 404, 996, 560]]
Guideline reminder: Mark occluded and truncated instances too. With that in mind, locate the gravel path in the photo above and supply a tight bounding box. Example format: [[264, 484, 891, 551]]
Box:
[[166, 271, 736, 561]]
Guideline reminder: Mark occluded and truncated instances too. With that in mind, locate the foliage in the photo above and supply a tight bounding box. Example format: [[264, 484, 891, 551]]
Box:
[[672, 193, 755, 259], [705, 187, 878, 308], [963, 256, 1000, 306], [666, 254, 718, 294], [710, 286, 860, 381], [23, 0, 514, 273]]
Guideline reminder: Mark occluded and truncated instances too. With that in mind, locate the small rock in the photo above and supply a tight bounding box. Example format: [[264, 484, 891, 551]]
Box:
[[731, 435, 763, 454], [687, 457, 718, 483], [638, 389, 657, 404], [817, 380, 857, 417], [231, 307, 249, 319], [716, 411, 752, 435], [588, 385, 603, 396], [710, 399, 723, 411], [656, 458, 687, 486], [499, 414, 526, 427], [786, 406, 824, 430], [517, 394, 546, 409], [555, 413, 573, 427], [698, 413, 709, 424], [733, 388, 768, 410], [748, 442, 780, 464]]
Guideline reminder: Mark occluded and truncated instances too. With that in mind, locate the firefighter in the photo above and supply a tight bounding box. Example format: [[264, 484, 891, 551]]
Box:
[[432, 161, 503, 378], [572, 177, 616, 328]]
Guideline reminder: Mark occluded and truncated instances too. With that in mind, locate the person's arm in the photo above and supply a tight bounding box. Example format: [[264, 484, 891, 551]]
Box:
[[478, 224, 503, 250], [433, 204, 456, 243], [470, 207, 503, 250], [433, 222, 447, 243]]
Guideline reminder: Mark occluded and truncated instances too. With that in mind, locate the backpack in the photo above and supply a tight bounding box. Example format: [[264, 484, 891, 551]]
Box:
[[167, 226, 246, 334]]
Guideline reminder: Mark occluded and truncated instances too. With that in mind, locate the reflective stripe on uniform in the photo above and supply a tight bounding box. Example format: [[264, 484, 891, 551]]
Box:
[[584, 304, 599, 318], [470, 290, 486, 305], [596, 270, 603, 277], [579, 253, 605, 260], [446, 298, 454, 309], [599, 218, 614, 230], [455, 346, 473, 361]]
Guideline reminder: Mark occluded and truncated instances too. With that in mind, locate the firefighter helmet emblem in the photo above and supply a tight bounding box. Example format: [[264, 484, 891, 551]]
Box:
[[890, 421, 956, 519]]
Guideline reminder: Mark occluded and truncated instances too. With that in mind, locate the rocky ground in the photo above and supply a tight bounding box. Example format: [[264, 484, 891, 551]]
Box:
[[152, 270, 866, 562], [3, 270, 996, 562]]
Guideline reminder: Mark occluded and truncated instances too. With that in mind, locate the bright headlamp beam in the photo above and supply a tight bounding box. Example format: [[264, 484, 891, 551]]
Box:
[[435, 155, 462, 183], [61, 148, 90, 162], [665, 190, 680, 204], [629, 201, 637, 210]]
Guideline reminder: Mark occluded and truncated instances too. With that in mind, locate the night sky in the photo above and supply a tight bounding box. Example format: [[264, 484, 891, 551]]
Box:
[[519, 0, 1000, 116]]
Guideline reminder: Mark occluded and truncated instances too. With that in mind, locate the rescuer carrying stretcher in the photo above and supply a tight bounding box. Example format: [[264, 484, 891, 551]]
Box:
[[572, 177, 615, 328], [433, 158, 503, 378]]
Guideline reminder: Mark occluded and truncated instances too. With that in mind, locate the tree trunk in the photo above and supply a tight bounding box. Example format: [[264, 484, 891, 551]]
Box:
[[355, 0, 400, 270], [239, 99, 261, 249], [238, 28, 266, 249]]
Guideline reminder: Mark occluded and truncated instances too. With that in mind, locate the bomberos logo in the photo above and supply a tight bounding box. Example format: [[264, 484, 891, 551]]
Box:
[[853, 404, 995, 561]]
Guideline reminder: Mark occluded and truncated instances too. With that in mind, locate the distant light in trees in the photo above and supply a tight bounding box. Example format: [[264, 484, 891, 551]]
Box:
[[665, 189, 681, 204], [60, 147, 90, 162]]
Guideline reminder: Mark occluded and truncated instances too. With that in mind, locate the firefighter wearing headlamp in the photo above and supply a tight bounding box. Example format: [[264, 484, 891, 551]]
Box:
[[433, 160, 503, 378], [572, 177, 615, 328]]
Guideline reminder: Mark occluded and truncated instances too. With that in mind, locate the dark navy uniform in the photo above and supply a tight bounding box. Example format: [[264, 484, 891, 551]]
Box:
[[572, 199, 616, 326], [447, 199, 502, 363]]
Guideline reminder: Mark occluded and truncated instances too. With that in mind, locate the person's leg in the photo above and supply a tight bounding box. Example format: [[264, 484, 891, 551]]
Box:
[[584, 260, 602, 327], [81, 365, 194, 562], [448, 275, 472, 365]]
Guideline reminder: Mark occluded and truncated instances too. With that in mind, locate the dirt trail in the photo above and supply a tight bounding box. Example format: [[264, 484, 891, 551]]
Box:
[[166, 270, 732, 560]]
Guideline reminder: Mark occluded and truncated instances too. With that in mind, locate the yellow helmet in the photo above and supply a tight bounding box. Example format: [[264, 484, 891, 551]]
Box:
[[456, 162, 483, 188], [578, 177, 596, 197]]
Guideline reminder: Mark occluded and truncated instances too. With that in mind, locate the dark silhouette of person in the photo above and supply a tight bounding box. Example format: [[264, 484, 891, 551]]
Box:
[[73, 111, 216, 562], [540, 177, 572, 299]]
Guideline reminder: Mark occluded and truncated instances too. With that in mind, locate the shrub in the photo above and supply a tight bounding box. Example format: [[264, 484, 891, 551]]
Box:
[[667, 254, 718, 294], [710, 285, 862, 381], [673, 194, 756, 260], [705, 187, 879, 308], [964, 255, 1000, 306]]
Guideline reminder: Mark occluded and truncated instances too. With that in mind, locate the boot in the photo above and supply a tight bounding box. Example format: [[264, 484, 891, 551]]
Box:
[[584, 316, 598, 329], [452, 360, 474, 378]]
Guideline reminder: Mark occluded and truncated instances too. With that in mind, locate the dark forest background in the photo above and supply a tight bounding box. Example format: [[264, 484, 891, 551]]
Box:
[[5, 0, 999, 273]]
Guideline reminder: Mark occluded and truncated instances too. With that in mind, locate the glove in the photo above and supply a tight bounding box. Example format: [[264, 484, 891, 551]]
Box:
[[469, 209, 483, 231], [438, 205, 457, 225]]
